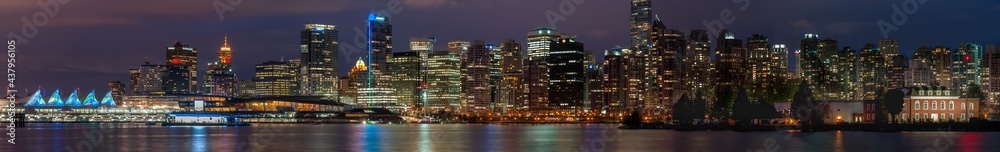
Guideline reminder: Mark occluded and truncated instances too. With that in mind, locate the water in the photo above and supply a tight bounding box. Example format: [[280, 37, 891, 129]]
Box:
[[4, 123, 998, 152]]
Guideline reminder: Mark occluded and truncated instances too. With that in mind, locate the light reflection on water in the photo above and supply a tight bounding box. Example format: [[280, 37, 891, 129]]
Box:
[[6, 123, 1000, 152]]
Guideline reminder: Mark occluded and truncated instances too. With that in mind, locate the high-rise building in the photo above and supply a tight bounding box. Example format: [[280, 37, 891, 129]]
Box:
[[108, 81, 125, 102], [410, 37, 436, 59], [463, 40, 492, 112], [932, 46, 954, 88], [237, 80, 255, 98], [715, 30, 745, 99], [584, 51, 604, 111], [746, 34, 771, 88], [771, 44, 789, 81], [652, 22, 684, 108], [982, 44, 1000, 113], [952, 43, 983, 95], [526, 28, 565, 110], [497, 39, 525, 112], [835, 47, 858, 100], [300, 24, 339, 99], [164, 42, 197, 94], [390, 52, 422, 109], [346, 58, 368, 105], [603, 47, 628, 112], [426, 51, 462, 111], [888, 55, 909, 90], [880, 39, 900, 63], [135, 62, 166, 95], [359, 13, 398, 110], [629, 0, 652, 48], [858, 43, 888, 100], [254, 61, 296, 97], [489, 44, 502, 112], [128, 69, 140, 95], [911, 46, 936, 87], [684, 30, 714, 100], [204, 36, 238, 97], [548, 38, 586, 110]]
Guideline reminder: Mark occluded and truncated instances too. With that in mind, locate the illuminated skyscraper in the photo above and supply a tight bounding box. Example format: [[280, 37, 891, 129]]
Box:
[[584, 51, 603, 111], [858, 43, 887, 100], [390, 52, 422, 109], [683, 30, 714, 100], [463, 40, 492, 112], [771, 44, 789, 82], [360, 13, 398, 110], [630, 0, 652, 48], [888, 55, 909, 90], [426, 51, 462, 111], [128, 69, 140, 95], [164, 42, 197, 94], [932, 46, 954, 88], [497, 39, 525, 112], [526, 28, 564, 110], [982, 44, 1000, 112], [715, 30, 745, 99], [108, 81, 125, 102], [135, 62, 166, 95], [952, 43, 983, 95], [254, 61, 296, 97], [548, 38, 586, 110], [603, 47, 628, 112], [237, 80, 255, 98], [746, 34, 771, 89], [347, 58, 368, 105], [204, 36, 238, 97], [911, 46, 936, 87], [880, 39, 900, 63], [489, 44, 502, 112], [300, 24, 339, 99], [652, 22, 684, 108]]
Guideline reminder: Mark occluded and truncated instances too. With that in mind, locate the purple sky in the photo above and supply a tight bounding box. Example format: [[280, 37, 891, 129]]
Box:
[[3, 0, 998, 93]]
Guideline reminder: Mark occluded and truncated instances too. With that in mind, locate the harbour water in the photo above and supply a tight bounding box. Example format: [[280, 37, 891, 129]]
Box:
[[4, 123, 998, 152]]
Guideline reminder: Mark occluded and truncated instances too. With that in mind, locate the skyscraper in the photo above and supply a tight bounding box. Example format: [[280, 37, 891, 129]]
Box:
[[982, 44, 1000, 113], [858, 43, 887, 100], [489, 44, 502, 112], [629, 0, 652, 48], [585, 51, 604, 111], [548, 38, 586, 110], [360, 13, 398, 110], [108, 81, 125, 102], [497, 39, 525, 112], [526, 28, 564, 110], [932, 46, 954, 88], [746, 34, 771, 88], [237, 80, 255, 98], [426, 51, 462, 111], [652, 22, 684, 108], [771, 44, 789, 82], [684, 30, 714, 100], [952, 43, 983, 95], [347, 58, 368, 105], [135, 62, 166, 95], [603, 47, 628, 112], [254, 61, 296, 97], [888, 55, 909, 90], [164, 42, 197, 94], [390, 52, 423, 109], [128, 69, 140, 95], [204, 36, 238, 97], [300, 24, 339, 99], [715, 30, 745, 99], [463, 40, 492, 112]]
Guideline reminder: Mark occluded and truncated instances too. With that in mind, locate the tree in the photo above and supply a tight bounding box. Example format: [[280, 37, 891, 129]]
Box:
[[884, 89, 905, 124], [733, 88, 752, 125], [790, 81, 814, 124], [693, 91, 707, 124], [673, 94, 692, 124], [623, 110, 643, 128], [711, 86, 735, 121]]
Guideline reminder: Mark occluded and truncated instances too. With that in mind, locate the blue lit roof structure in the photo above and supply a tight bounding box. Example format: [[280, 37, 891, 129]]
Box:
[[83, 90, 99, 106], [48, 89, 64, 106], [65, 90, 82, 107], [101, 91, 116, 106]]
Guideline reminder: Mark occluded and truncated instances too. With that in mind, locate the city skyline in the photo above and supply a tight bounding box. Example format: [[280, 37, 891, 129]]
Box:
[[4, 0, 1000, 93]]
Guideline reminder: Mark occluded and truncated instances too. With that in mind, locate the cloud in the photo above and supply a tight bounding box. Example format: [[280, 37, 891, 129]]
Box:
[[402, 0, 459, 9], [792, 19, 815, 30]]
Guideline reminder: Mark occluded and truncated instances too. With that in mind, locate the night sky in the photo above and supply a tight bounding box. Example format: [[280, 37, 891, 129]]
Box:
[[2, 0, 998, 93]]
